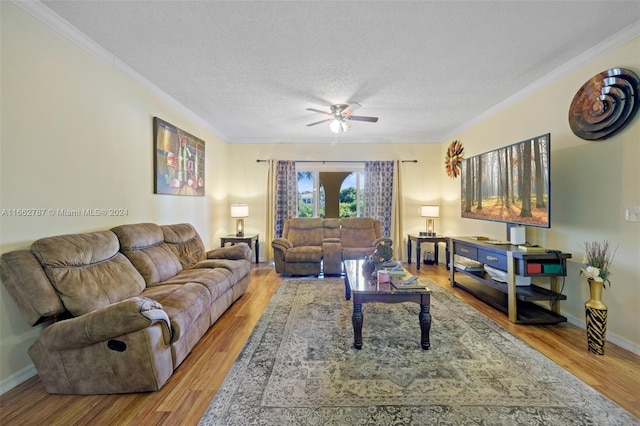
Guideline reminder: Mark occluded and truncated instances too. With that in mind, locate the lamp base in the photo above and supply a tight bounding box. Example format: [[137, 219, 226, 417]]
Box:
[[235, 218, 245, 237]]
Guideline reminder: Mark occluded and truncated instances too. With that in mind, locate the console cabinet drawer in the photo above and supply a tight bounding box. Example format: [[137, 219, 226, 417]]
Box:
[[455, 243, 478, 260], [478, 249, 507, 270]]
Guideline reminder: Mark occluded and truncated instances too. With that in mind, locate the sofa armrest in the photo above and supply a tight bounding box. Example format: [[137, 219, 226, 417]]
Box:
[[206, 243, 252, 262], [38, 297, 171, 351], [272, 238, 293, 251], [373, 237, 393, 247]]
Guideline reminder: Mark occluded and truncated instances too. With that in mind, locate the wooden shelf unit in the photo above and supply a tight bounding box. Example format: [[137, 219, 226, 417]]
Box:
[[449, 237, 571, 324]]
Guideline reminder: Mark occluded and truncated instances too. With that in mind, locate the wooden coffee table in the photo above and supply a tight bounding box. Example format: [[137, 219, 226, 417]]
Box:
[[343, 259, 432, 350]]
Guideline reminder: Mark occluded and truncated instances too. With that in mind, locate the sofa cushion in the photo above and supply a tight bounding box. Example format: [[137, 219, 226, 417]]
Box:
[[287, 218, 325, 247], [323, 218, 341, 239], [30, 231, 145, 317], [160, 267, 234, 301], [190, 259, 250, 284], [285, 246, 323, 263], [161, 223, 206, 268], [340, 217, 377, 248], [140, 282, 211, 343], [112, 223, 183, 286], [0, 250, 66, 325]]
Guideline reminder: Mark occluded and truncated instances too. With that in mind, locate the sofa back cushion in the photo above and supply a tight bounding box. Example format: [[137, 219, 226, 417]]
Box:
[[161, 223, 206, 268], [323, 218, 341, 239], [340, 217, 379, 248], [30, 231, 145, 317], [111, 223, 183, 286], [0, 250, 66, 326], [285, 218, 325, 247]]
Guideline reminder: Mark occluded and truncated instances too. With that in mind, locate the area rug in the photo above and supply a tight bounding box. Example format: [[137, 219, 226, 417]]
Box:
[[199, 278, 635, 425]]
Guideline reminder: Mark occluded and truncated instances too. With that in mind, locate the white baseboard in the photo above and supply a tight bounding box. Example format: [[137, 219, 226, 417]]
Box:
[[565, 314, 640, 355], [0, 364, 37, 396]]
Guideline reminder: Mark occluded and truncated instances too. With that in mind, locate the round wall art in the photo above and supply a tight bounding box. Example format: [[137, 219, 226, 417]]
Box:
[[568, 68, 640, 141], [445, 140, 464, 178]]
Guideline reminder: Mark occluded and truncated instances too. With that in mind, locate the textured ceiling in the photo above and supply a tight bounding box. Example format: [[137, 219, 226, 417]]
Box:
[[38, 1, 640, 143]]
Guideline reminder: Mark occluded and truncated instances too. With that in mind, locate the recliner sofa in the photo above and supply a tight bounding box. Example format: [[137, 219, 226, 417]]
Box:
[[271, 217, 392, 276], [0, 222, 251, 395]]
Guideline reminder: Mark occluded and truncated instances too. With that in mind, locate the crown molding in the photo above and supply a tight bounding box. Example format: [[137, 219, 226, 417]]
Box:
[[11, 0, 228, 141], [12, 1, 640, 145], [444, 20, 640, 142]]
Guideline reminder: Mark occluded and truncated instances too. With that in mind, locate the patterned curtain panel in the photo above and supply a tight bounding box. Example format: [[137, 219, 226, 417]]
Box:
[[274, 160, 297, 238], [364, 160, 394, 236]]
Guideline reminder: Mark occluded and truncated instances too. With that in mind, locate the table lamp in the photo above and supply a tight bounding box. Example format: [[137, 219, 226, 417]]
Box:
[[421, 205, 439, 236], [230, 204, 249, 237]]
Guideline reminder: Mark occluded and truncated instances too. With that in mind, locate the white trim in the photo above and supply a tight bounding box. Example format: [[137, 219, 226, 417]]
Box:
[[0, 364, 37, 396], [11, 0, 228, 141], [18, 1, 638, 145], [443, 21, 640, 141]]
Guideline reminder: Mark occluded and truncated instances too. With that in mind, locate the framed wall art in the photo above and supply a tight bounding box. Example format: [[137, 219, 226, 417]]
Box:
[[153, 117, 205, 196]]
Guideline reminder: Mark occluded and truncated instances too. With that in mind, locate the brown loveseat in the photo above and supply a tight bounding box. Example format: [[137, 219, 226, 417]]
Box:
[[0, 222, 251, 395], [271, 217, 392, 276]]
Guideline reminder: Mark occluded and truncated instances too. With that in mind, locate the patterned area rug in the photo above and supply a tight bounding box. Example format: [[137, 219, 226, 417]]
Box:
[[199, 278, 635, 425]]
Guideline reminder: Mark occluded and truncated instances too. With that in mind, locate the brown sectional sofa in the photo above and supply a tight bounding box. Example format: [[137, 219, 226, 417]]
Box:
[[0, 222, 251, 394], [271, 217, 392, 276]]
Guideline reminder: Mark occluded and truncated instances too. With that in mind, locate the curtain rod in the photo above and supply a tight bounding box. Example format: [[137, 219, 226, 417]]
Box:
[[256, 159, 417, 163]]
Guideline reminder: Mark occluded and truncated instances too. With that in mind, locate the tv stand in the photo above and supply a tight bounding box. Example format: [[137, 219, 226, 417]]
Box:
[[449, 237, 571, 324]]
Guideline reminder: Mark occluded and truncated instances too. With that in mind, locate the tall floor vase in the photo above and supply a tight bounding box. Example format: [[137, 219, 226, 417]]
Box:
[[585, 279, 608, 355]]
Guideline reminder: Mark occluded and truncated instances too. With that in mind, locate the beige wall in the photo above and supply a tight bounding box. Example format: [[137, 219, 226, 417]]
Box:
[[0, 3, 230, 387], [1, 1, 639, 394], [440, 37, 640, 351], [225, 142, 443, 261]]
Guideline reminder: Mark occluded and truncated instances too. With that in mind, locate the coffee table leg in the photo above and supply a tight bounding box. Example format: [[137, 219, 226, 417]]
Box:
[[419, 303, 431, 350], [352, 302, 363, 349]]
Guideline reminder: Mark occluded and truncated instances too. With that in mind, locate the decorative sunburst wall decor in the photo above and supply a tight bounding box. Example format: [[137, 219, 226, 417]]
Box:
[[445, 140, 464, 178]]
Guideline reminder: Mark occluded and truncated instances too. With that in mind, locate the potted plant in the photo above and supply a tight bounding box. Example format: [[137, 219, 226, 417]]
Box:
[[580, 240, 617, 355]]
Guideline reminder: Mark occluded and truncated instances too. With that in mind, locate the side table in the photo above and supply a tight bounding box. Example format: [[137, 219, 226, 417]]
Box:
[[407, 234, 449, 270], [220, 233, 259, 264]]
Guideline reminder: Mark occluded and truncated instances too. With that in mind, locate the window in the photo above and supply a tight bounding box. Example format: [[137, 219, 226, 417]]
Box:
[[297, 168, 363, 218], [297, 172, 324, 217], [339, 171, 365, 217]]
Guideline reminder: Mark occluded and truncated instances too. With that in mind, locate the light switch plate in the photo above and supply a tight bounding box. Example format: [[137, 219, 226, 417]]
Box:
[[624, 206, 640, 222]]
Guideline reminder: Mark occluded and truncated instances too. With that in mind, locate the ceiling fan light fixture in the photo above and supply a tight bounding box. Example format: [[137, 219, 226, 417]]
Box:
[[330, 119, 350, 133], [306, 103, 374, 133]]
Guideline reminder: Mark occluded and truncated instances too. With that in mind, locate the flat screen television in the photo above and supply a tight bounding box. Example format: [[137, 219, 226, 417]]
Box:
[[460, 133, 550, 229]]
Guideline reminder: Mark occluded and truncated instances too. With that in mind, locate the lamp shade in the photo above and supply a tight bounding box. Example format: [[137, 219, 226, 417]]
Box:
[[421, 205, 439, 218], [230, 204, 249, 218]]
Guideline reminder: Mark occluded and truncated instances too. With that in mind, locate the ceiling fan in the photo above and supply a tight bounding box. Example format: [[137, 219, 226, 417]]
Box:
[[306, 103, 378, 133]]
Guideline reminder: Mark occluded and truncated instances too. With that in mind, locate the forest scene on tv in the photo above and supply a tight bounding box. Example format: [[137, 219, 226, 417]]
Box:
[[461, 134, 550, 228]]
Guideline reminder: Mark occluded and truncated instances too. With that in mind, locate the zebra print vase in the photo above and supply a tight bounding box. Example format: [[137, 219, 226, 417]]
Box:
[[585, 279, 608, 355]]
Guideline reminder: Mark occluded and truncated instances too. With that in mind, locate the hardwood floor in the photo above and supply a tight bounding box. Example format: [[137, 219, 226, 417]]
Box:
[[1, 263, 638, 425]]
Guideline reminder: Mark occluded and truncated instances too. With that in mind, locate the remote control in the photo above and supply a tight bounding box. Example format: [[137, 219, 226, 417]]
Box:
[[403, 276, 418, 285], [390, 261, 402, 271]]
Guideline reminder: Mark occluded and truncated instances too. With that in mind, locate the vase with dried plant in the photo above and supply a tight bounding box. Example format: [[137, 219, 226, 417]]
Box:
[[580, 240, 617, 355]]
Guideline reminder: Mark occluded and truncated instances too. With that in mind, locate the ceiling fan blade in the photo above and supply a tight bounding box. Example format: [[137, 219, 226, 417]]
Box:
[[349, 115, 378, 123], [306, 118, 332, 127], [306, 108, 330, 115], [342, 102, 362, 116]]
